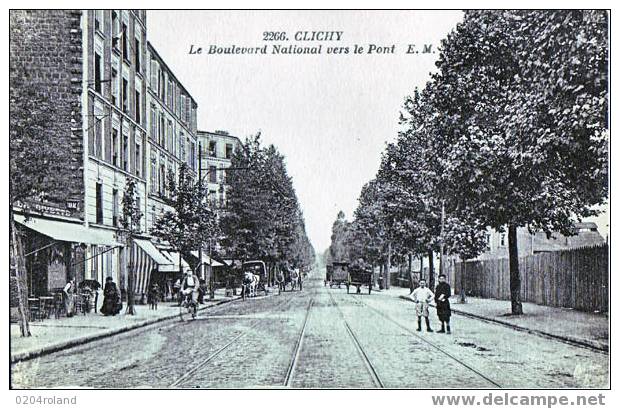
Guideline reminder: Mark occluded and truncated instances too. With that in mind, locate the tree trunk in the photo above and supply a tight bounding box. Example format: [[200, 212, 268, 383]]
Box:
[[408, 253, 414, 294], [10, 210, 31, 337], [459, 261, 467, 304], [125, 236, 136, 315], [419, 255, 424, 281], [508, 224, 523, 315], [385, 242, 391, 290], [428, 249, 435, 290]]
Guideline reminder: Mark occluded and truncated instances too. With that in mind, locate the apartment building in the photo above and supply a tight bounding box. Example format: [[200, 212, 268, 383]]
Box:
[[197, 131, 241, 208], [145, 43, 198, 234], [10, 10, 201, 301]]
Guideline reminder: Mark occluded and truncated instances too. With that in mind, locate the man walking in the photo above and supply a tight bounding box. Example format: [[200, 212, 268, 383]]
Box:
[[411, 279, 434, 332], [435, 274, 452, 334]]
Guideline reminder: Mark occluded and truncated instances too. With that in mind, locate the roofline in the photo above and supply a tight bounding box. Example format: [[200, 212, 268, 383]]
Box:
[[197, 130, 242, 144], [147, 41, 197, 107]]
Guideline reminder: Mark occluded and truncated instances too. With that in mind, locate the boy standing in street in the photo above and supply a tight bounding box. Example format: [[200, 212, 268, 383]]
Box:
[[411, 279, 434, 332], [435, 274, 452, 334]]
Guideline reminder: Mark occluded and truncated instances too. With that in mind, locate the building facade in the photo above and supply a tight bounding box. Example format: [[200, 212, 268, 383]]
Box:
[[197, 131, 241, 208], [10, 9, 204, 302]]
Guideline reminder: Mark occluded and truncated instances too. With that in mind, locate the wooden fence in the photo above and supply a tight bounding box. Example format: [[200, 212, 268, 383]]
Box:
[[451, 244, 608, 313]]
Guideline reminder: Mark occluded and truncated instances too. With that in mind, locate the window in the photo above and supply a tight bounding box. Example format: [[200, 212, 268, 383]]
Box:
[[111, 64, 119, 106], [135, 89, 141, 124], [94, 117, 103, 158], [122, 78, 128, 113], [135, 195, 141, 215], [96, 182, 103, 224], [179, 95, 185, 121], [112, 188, 119, 226], [135, 142, 141, 177], [159, 164, 166, 195], [485, 233, 491, 251], [122, 132, 129, 171], [94, 52, 102, 93], [190, 141, 195, 170], [167, 79, 174, 108], [208, 190, 217, 206], [112, 128, 119, 166], [500, 233, 506, 247], [150, 59, 158, 93], [167, 120, 173, 153], [209, 141, 217, 157], [179, 133, 185, 162], [111, 11, 120, 49], [150, 156, 158, 194], [159, 114, 165, 146], [134, 38, 141, 73], [122, 23, 129, 61], [226, 143, 233, 159], [150, 106, 157, 140], [94, 10, 103, 32], [209, 166, 217, 183]]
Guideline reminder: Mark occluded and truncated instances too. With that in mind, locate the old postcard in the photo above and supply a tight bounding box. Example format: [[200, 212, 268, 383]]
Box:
[[7, 7, 611, 402]]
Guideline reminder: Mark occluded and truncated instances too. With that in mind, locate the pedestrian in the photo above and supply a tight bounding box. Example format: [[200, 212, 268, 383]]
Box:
[[411, 279, 434, 332], [276, 268, 286, 293], [435, 274, 452, 334], [62, 278, 76, 317], [147, 282, 160, 310], [100, 277, 122, 316]]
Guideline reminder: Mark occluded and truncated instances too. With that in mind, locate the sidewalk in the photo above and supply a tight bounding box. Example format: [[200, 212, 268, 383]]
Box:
[[383, 286, 609, 352], [10, 290, 239, 364]]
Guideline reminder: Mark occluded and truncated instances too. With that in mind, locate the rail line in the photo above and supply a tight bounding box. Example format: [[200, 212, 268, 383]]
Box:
[[327, 290, 385, 388], [283, 298, 314, 387], [169, 293, 297, 388], [353, 295, 502, 388]]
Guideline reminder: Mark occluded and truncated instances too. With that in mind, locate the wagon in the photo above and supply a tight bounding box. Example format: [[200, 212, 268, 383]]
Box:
[[327, 262, 349, 288], [347, 266, 373, 294]]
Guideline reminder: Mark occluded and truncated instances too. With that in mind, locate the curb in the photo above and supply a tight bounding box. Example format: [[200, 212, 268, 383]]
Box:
[[398, 295, 608, 353], [10, 297, 240, 364]]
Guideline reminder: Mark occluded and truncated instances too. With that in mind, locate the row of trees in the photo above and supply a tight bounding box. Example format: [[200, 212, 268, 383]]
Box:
[[221, 134, 315, 275], [328, 10, 608, 314]]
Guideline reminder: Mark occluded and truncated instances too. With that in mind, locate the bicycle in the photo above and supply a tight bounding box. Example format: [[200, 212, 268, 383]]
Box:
[[179, 289, 198, 321]]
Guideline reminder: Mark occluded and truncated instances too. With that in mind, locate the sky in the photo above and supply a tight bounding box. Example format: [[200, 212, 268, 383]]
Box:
[[147, 10, 465, 252], [146, 10, 609, 252]]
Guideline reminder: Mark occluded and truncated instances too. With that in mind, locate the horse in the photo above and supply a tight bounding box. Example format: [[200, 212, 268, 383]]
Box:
[[243, 272, 260, 298]]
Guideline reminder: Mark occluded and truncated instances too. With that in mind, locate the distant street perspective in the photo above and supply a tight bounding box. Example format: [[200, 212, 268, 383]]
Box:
[[9, 9, 609, 389]]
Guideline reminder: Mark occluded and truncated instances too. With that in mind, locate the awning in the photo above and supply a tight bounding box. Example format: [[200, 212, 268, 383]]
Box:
[[190, 251, 224, 267], [134, 239, 172, 266], [132, 239, 174, 294], [158, 250, 191, 273], [14, 214, 120, 246]]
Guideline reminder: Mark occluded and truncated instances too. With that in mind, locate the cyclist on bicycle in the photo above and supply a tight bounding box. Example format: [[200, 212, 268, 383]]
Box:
[[180, 269, 200, 307]]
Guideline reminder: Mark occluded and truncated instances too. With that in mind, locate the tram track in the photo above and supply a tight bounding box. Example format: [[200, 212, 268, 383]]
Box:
[[351, 294, 502, 388], [283, 298, 314, 387], [169, 292, 298, 388], [326, 290, 385, 388]]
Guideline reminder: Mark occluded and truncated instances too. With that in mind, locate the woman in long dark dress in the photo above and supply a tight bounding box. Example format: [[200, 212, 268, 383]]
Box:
[[434, 274, 452, 334], [100, 277, 122, 316]]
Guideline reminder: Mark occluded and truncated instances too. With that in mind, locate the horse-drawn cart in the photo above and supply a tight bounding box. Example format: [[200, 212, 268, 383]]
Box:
[[347, 266, 373, 294], [327, 262, 349, 288]]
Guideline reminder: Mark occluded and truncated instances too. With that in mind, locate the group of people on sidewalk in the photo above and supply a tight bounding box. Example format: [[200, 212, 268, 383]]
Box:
[[410, 274, 452, 334], [61, 276, 124, 317]]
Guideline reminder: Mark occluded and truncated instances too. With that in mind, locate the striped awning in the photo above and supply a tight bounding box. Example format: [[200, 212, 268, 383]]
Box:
[[133, 241, 156, 295], [159, 250, 191, 273]]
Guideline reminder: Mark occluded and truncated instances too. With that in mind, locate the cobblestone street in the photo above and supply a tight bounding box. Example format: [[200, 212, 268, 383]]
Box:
[[11, 272, 609, 389]]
